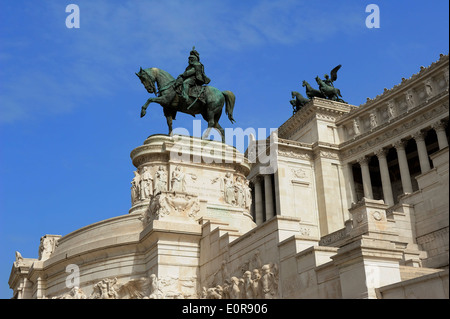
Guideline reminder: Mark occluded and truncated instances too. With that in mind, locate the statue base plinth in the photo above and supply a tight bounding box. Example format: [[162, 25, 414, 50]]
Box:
[[129, 134, 256, 234]]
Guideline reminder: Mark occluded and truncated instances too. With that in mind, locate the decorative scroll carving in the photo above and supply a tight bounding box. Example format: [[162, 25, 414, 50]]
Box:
[[145, 191, 200, 222], [291, 168, 307, 179], [277, 150, 311, 160]]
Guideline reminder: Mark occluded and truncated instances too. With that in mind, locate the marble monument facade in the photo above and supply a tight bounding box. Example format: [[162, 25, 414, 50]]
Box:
[[9, 55, 449, 299]]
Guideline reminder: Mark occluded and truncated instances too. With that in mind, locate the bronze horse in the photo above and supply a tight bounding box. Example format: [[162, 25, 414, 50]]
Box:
[[136, 67, 236, 143]]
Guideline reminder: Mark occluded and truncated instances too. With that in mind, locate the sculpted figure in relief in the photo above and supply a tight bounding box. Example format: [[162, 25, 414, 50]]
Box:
[[387, 100, 397, 119], [235, 176, 245, 207], [131, 170, 141, 204], [353, 118, 361, 135], [147, 274, 163, 299], [424, 79, 433, 97], [154, 166, 168, 195], [139, 166, 153, 200], [229, 277, 241, 299], [38, 235, 58, 261], [251, 269, 262, 299], [244, 179, 252, 210], [261, 264, 278, 299], [203, 262, 279, 299], [369, 112, 378, 129], [90, 278, 118, 299], [243, 271, 254, 299], [170, 165, 186, 192], [405, 90, 416, 110], [223, 173, 236, 205]]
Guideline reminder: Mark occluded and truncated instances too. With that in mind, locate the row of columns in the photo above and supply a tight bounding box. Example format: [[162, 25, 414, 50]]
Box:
[[253, 174, 275, 224], [350, 120, 448, 206]]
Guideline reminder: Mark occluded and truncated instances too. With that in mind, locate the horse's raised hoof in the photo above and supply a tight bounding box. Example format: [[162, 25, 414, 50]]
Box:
[[140, 108, 146, 118]]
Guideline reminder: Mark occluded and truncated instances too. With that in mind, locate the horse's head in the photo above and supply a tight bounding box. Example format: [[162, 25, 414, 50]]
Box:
[[315, 76, 322, 84], [291, 91, 298, 98], [136, 67, 156, 94], [302, 80, 306, 87]]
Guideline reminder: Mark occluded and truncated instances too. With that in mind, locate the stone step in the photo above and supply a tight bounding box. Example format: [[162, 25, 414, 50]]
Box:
[[399, 265, 443, 281]]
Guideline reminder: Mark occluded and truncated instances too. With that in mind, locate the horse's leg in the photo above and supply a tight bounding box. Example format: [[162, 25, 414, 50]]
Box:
[[166, 115, 173, 136], [141, 97, 154, 117], [214, 122, 225, 143], [141, 96, 170, 117], [201, 109, 217, 141]]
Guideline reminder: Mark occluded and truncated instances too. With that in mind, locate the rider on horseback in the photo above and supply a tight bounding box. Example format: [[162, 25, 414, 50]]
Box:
[[176, 47, 211, 102]]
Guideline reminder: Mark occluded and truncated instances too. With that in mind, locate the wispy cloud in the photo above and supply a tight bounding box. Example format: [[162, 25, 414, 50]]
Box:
[[0, 0, 364, 124]]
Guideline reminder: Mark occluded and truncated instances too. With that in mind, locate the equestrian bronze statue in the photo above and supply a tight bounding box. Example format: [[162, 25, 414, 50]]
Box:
[[136, 48, 235, 143]]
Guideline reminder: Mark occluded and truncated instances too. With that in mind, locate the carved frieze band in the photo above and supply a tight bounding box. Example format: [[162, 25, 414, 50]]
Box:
[[341, 101, 448, 160]]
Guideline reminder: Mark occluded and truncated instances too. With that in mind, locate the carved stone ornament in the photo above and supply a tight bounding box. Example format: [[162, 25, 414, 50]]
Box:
[[144, 191, 200, 223], [213, 173, 252, 209], [371, 210, 383, 221], [202, 263, 279, 299], [52, 287, 87, 299], [89, 277, 119, 299], [38, 235, 60, 261]]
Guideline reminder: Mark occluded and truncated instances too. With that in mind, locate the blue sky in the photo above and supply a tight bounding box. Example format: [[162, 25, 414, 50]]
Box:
[[0, 0, 448, 298]]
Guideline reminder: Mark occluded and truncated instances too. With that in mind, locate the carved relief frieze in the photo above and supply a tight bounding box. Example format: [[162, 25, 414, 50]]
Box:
[[277, 148, 312, 161], [143, 191, 200, 223], [133, 154, 169, 168], [202, 262, 279, 299], [52, 274, 177, 299], [212, 173, 252, 209], [341, 101, 449, 160]]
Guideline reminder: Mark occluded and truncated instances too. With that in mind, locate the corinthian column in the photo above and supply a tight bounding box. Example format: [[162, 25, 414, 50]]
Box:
[[375, 148, 394, 206], [357, 156, 373, 199], [432, 121, 448, 150], [412, 131, 431, 174], [394, 141, 413, 194]]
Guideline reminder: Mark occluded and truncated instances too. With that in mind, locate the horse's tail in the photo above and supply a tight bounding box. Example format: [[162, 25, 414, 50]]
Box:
[[223, 90, 236, 124]]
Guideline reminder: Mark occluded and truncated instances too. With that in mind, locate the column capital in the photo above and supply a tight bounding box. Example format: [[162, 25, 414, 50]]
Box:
[[374, 148, 388, 159], [357, 156, 370, 165], [393, 140, 406, 150], [251, 175, 263, 184], [412, 131, 426, 142], [432, 120, 447, 132]]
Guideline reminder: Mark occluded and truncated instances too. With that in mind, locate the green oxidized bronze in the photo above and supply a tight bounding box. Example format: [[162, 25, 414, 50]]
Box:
[[292, 64, 347, 111], [136, 47, 235, 143]]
